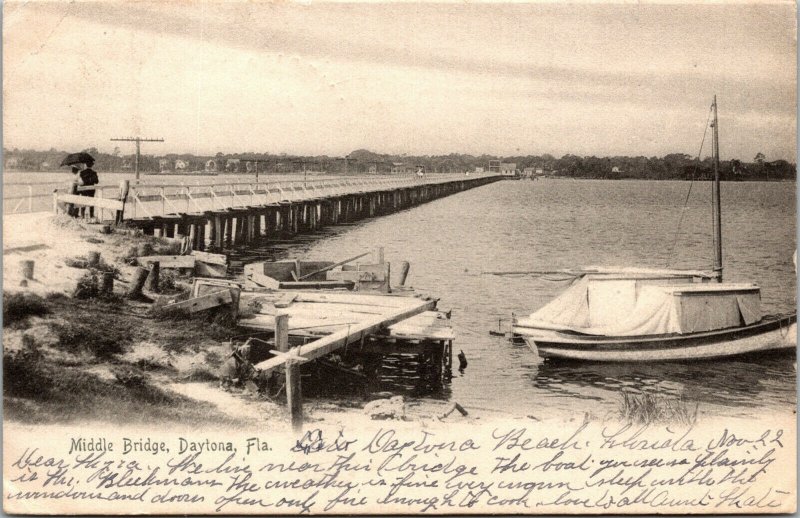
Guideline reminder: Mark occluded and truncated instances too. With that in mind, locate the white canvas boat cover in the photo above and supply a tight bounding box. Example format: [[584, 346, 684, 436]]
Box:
[[522, 275, 762, 336]]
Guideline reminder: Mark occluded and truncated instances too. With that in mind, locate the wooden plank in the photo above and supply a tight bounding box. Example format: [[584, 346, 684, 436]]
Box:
[[195, 261, 227, 278], [327, 270, 377, 282], [165, 289, 232, 313], [57, 194, 124, 211], [3, 241, 49, 254], [237, 315, 358, 333], [274, 293, 298, 308], [389, 311, 455, 340], [191, 279, 241, 317], [138, 255, 196, 268], [252, 296, 435, 375], [240, 289, 417, 309], [245, 271, 281, 289], [389, 326, 455, 341], [284, 291, 412, 307], [297, 252, 370, 280], [278, 280, 355, 290], [192, 278, 243, 297], [191, 250, 227, 266], [241, 297, 388, 319]]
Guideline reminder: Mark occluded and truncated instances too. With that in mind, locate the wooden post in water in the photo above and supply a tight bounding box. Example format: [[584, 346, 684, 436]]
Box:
[[398, 261, 411, 286], [213, 215, 223, 249]]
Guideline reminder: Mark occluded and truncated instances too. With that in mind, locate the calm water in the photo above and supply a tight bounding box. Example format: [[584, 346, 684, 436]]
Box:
[[233, 178, 797, 420]]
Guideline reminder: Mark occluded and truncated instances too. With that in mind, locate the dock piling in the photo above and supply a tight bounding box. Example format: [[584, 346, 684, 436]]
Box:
[[276, 313, 303, 432]]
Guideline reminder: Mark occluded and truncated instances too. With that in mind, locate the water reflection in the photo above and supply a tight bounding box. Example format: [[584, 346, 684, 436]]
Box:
[[525, 351, 796, 411]]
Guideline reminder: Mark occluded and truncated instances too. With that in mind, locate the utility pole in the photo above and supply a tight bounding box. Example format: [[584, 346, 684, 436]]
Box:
[[110, 137, 164, 180], [244, 159, 271, 182], [292, 159, 312, 186]]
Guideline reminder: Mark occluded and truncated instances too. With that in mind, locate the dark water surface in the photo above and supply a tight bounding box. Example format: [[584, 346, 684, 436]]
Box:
[[233, 179, 796, 419]]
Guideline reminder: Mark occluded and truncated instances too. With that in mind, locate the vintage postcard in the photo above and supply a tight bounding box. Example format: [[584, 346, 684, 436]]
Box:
[[2, 1, 796, 514]]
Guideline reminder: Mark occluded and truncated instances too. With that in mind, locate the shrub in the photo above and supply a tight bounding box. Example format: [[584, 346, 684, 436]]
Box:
[[73, 271, 100, 299], [53, 321, 126, 358], [3, 339, 53, 398], [3, 293, 49, 327]]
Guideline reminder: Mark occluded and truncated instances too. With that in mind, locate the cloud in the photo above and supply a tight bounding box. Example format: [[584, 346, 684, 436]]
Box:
[[4, 2, 795, 159]]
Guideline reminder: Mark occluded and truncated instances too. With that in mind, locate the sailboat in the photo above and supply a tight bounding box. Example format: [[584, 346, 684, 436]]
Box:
[[513, 97, 797, 362]]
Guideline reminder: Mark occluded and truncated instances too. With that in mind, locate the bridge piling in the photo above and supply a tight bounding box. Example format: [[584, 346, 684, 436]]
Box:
[[124, 175, 503, 252]]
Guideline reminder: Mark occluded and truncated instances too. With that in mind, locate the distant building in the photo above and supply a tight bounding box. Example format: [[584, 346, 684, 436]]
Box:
[[368, 165, 378, 174], [391, 162, 405, 173], [611, 166, 622, 174], [500, 162, 517, 175], [523, 167, 535, 176], [205, 159, 218, 172], [488, 160, 501, 173], [474, 166, 485, 173], [159, 159, 169, 171], [174, 160, 189, 171]]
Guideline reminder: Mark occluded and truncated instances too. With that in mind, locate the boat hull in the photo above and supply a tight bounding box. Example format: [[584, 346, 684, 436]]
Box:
[[518, 315, 796, 362]]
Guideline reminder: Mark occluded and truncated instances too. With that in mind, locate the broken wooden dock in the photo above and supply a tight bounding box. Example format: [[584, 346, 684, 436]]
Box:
[[238, 290, 439, 372]]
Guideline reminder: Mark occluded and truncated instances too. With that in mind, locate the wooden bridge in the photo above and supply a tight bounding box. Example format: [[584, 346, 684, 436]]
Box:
[[54, 173, 503, 250]]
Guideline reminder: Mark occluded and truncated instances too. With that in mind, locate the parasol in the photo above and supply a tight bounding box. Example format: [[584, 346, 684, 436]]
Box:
[[60, 152, 95, 167]]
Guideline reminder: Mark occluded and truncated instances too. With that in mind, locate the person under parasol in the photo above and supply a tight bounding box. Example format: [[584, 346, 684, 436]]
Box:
[[61, 152, 100, 219]]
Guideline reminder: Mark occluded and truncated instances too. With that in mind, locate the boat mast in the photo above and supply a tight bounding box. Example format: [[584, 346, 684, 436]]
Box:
[[711, 95, 723, 282]]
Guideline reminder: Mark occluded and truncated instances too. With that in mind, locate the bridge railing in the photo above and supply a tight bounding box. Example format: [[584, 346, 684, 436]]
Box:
[[122, 173, 489, 220], [43, 173, 495, 221]]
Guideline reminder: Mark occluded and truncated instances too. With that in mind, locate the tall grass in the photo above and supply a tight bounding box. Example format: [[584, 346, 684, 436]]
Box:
[[619, 391, 699, 427]]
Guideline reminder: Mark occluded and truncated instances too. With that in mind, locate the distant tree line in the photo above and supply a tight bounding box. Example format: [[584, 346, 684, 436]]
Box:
[[3, 147, 795, 181]]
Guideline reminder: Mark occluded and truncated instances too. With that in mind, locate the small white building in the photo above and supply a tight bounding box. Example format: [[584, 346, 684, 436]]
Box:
[[174, 159, 189, 171], [611, 166, 622, 174], [500, 162, 517, 175]]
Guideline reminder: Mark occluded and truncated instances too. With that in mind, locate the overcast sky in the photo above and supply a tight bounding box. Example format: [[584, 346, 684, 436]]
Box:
[[3, 2, 796, 161]]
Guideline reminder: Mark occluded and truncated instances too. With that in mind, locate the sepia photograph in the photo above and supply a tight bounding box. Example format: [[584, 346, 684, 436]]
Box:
[[3, 1, 797, 514]]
